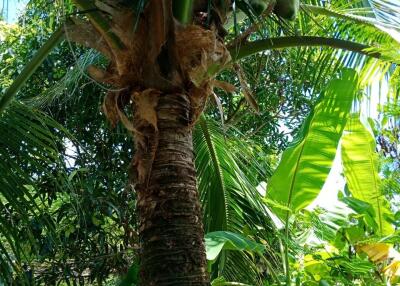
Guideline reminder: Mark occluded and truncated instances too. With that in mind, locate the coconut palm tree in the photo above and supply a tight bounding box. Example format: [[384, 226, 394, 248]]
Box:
[[1, 0, 400, 285]]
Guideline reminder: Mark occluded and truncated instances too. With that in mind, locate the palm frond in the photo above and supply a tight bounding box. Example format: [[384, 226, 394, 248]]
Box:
[[194, 116, 281, 284], [369, 0, 400, 28], [0, 102, 72, 283], [27, 50, 102, 107]]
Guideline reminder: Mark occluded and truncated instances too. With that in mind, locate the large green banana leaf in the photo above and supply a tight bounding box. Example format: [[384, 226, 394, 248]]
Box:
[[341, 114, 393, 236], [267, 69, 359, 219]]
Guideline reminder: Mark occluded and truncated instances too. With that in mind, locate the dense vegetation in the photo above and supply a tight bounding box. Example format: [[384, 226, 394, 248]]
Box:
[[0, 0, 399, 285]]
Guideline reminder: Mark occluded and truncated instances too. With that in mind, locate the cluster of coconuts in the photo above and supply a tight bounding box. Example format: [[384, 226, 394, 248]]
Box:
[[193, 0, 300, 22], [247, 0, 299, 20]]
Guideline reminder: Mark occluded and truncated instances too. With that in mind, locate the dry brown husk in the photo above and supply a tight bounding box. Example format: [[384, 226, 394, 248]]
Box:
[[66, 0, 232, 184]]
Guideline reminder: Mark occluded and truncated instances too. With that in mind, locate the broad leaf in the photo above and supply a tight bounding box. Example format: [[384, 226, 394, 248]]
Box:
[[341, 197, 378, 231], [357, 243, 390, 263], [341, 115, 393, 236], [205, 231, 265, 262], [267, 69, 359, 219]]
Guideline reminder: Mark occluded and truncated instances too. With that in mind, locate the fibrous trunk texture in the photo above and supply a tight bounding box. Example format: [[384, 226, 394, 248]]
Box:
[[135, 92, 209, 285], [68, 3, 231, 284]]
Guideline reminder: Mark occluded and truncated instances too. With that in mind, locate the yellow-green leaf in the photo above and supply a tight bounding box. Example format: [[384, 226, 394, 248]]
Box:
[[341, 115, 394, 236], [267, 69, 359, 219]]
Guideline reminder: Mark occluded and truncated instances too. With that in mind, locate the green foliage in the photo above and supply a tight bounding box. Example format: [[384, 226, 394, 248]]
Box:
[[0, 26, 64, 113], [205, 231, 265, 262], [342, 115, 394, 236], [117, 260, 139, 286], [0, 102, 71, 284], [1, 0, 400, 285], [194, 116, 281, 284], [267, 68, 359, 218]]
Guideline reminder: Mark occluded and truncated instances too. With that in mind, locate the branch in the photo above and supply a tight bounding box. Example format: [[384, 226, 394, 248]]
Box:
[[229, 36, 381, 61], [0, 26, 64, 113]]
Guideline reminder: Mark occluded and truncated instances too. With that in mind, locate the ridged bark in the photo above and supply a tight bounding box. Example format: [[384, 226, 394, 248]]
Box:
[[135, 92, 209, 285]]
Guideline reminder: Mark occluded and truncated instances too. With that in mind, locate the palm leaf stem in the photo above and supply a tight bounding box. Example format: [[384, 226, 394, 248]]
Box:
[[229, 36, 381, 61], [172, 0, 193, 24], [284, 141, 306, 285]]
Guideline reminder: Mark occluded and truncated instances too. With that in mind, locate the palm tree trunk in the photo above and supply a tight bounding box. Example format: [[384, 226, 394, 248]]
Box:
[[135, 92, 209, 285]]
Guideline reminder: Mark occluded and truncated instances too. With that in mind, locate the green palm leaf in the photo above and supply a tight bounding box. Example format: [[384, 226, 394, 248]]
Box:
[[341, 114, 393, 236], [193, 116, 281, 284], [267, 68, 359, 219], [0, 102, 71, 282], [195, 116, 229, 233]]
